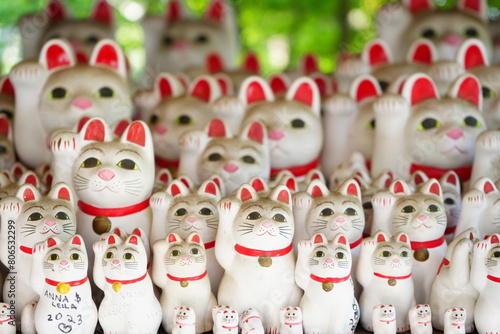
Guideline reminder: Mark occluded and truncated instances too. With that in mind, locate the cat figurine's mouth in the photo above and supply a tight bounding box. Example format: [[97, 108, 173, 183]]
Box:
[[41, 228, 60, 235], [441, 145, 467, 155], [322, 262, 335, 269]]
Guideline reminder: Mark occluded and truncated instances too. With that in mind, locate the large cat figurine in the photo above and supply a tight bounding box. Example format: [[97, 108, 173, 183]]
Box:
[[178, 118, 269, 195], [239, 76, 322, 179], [93, 233, 162, 334], [51, 117, 154, 245], [9, 38, 131, 169], [371, 72, 485, 181], [0, 182, 77, 328], [295, 233, 359, 334], [216, 184, 302, 333], [141, 0, 238, 85], [152, 232, 216, 334], [356, 231, 415, 332], [26, 235, 97, 334], [372, 178, 447, 304]]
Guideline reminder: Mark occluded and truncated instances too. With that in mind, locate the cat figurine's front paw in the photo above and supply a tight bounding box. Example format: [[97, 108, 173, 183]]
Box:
[[373, 94, 409, 117], [150, 191, 170, 212], [180, 131, 209, 152], [9, 61, 48, 87], [475, 130, 500, 152], [322, 94, 356, 116], [462, 189, 486, 209]]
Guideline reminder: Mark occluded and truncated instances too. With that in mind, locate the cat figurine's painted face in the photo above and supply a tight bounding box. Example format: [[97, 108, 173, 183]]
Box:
[[279, 306, 302, 328], [409, 304, 432, 329], [444, 308, 466, 332], [164, 232, 207, 279], [173, 306, 197, 329], [372, 304, 396, 328], [371, 231, 413, 278], [42, 235, 88, 284]]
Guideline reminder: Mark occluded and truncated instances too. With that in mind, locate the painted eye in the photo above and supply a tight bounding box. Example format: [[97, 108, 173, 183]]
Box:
[[418, 118, 441, 130], [175, 208, 188, 216], [482, 86, 495, 99], [171, 250, 181, 257], [0, 109, 13, 119], [400, 251, 410, 257], [195, 34, 208, 44], [444, 198, 455, 205], [49, 87, 68, 99], [123, 253, 134, 260], [320, 208, 334, 216], [48, 254, 59, 261], [28, 212, 43, 221], [463, 116, 481, 127], [492, 251, 500, 258], [55, 212, 70, 220], [97, 87, 114, 98], [80, 157, 101, 168], [335, 252, 346, 259], [291, 119, 305, 128], [117, 159, 138, 170], [149, 115, 159, 125], [367, 118, 376, 129], [344, 208, 357, 216], [464, 27, 478, 37], [241, 155, 255, 164], [208, 153, 222, 161], [86, 35, 99, 44], [176, 115, 192, 125], [314, 250, 325, 257], [105, 252, 114, 259], [378, 81, 389, 92], [380, 250, 392, 257], [363, 202, 373, 210], [0, 146, 8, 154], [247, 211, 262, 220], [191, 248, 200, 255], [163, 35, 174, 46], [272, 213, 286, 222], [199, 208, 213, 215], [427, 204, 440, 212], [401, 205, 416, 213], [70, 253, 81, 260], [421, 28, 436, 38]]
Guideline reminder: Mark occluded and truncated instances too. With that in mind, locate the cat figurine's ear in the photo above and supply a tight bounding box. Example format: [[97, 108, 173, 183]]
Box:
[[79, 117, 113, 143], [306, 179, 329, 198], [167, 179, 191, 197], [208, 174, 224, 195], [0, 114, 12, 141], [164, 0, 189, 22], [69, 234, 84, 247], [389, 179, 412, 195], [393, 232, 411, 246], [16, 183, 41, 202], [206, 53, 224, 74], [373, 230, 390, 243], [120, 120, 153, 149], [46, 0, 68, 22], [125, 234, 144, 248], [167, 232, 182, 245], [178, 175, 195, 190], [447, 73, 482, 110], [332, 233, 349, 247], [286, 77, 321, 116], [39, 39, 76, 72], [186, 232, 204, 246], [236, 183, 258, 202], [154, 73, 185, 100], [239, 121, 266, 144], [242, 52, 260, 75], [456, 38, 489, 70], [89, 39, 128, 79], [311, 233, 328, 245], [268, 74, 290, 97], [457, 0, 488, 21], [91, 0, 115, 27], [440, 171, 461, 193], [239, 76, 275, 106], [214, 73, 233, 96], [409, 170, 429, 188], [473, 177, 498, 194], [198, 179, 221, 201], [401, 73, 439, 106], [269, 185, 292, 207], [206, 118, 231, 139], [337, 178, 362, 203], [0, 77, 14, 97], [403, 0, 434, 12], [46, 236, 62, 248], [361, 38, 393, 68], [300, 54, 319, 75], [310, 72, 331, 98], [419, 178, 443, 199], [249, 176, 269, 193], [204, 0, 226, 23], [349, 74, 382, 104], [188, 75, 222, 103], [407, 38, 437, 65], [105, 234, 122, 245], [48, 182, 75, 207]]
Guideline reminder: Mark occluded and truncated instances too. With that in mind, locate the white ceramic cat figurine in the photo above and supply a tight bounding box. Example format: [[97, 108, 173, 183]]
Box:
[[279, 307, 303, 334], [26, 235, 97, 334], [0, 303, 15, 334], [178, 118, 269, 195], [93, 233, 162, 334], [408, 304, 432, 334], [173, 306, 197, 334], [372, 304, 397, 334], [216, 184, 301, 333], [371, 72, 485, 181], [152, 232, 216, 334], [356, 231, 415, 332], [469, 130, 500, 186], [51, 117, 154, 245], [213, 306, 238, 334], [239, 76, 322, 180], [429, 229, 478, 332], [444, 308, 466, 334], [10, 38, 131, 169], [0, 182, 77, 327], [371, 178, 447, 304], [239, 308, 264, 334], [440, 171, 462, 243], [295, 233, 359, 334]]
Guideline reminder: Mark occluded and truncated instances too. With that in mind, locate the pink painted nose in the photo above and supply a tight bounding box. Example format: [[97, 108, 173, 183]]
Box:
[[447, 128, 463, 140], [45, 220, 56, 226], [73, 98, 93, 110], [173, 41, 188, 50], [443, 34, 462, 46], [187, 217, 197, 223], [155, 125, 167, 135], [181, 256, 190, 261], [223, 163, 239, 173], [325, 258, 333, 263], [98, 170, 115, 181], [112, 260, 119, 264], [418, 214, 427, 221], [393, 258, 400, 263], [268, 129, 284, 140], [262, 221, 272, 228], [336, 217, 345, 223], [60, 260, 68, 265]]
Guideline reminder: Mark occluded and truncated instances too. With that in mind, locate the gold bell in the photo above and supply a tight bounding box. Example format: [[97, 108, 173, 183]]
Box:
[[388, 279, 397, 286], [414, 248, 430, 262], [180, 280, 189, 288], [56, 282, 70, 294], [258, 255, 272, 267], [112, 282, 122, 293], [322, 282, 334, 292]]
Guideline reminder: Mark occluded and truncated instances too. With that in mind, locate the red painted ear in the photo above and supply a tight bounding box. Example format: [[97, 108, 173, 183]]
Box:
[[170, 184, 182, 196], [458, 0, 487, 20], [310, 183, 326, 198], [203, 181, 217, 196], [47, 238, 58, 248], [165, 0, 182, 22], [238, 185, 255, 202], [190, 78, 212, 102], [207, 53, 224, 74], [445, 172, 458, 186], [71, 236, 82, 245], [157, 77, 173, 99], [216, 75, 232, 96], [276, 189, 290, 204], [47, 0, 67, 21], [167, 233, 179, 243], [392, 180, 407, 194], [179, 177, 193, 189], [83, 119, 106, 141], [364, 40, 391, 67], [398, 233, 409, 243], [91, 0, 114, 27], [290, 81, 315, 108], [242, 53, 260, 74], [57, 186, 71, 201], [313, 234, 325, 244], [0, 78, 14, 96], [23, 187, 36, 202], [301, 54, 318, 74], [107, 235, 117, 245], [189, 233, 202, 244], [426, 180, 442, 197], [346, 182, 359, 197], [112, 228, 122, 237], [245, 122, 265, 144], [93, 42, 121, 71], [113, 119, 130, 137], [128, 236, 139, 245], [125, 122, 147, 147], [491, 235, 500, 244], [158, 170, 171, 185], [452, 74, 481, 109], [0, 116, 10, 138], [42, 41, 74, 71], [405, 0, 434, 12], [313, 76, 327, 98], [269, 75, 288, 95], [484, 180, 496, 194], [205, 0, 224, 22], [408, 39, 435, 64], [285, 177, 297, 191], [463, 42, 488, 69], [77, 117, 91, 133], [376, 233, 387, 242], [24, 173, 38, 187], [251, 178, 266, 192], [207, 119, 226, 138], [351, 76, 381, 103], [403, 74, 438, 105], [337, 235, 348, 245], [132, 228, 142, 237], [244, 80, 269, 104]]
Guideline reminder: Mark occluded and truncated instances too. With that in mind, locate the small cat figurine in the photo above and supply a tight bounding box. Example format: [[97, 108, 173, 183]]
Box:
[[173, 306, 197, 334], [216, 184, 302, 333], [27, 235, 97, 334], [0, 115, 14, 172], [372, 178, 446, 304], [51, 117, 155, 245], [372, 304, 397, 334], [356, 231, 415, 332], [0, 182, 77, 325], [93, 233, 162, 334], [0, 303, 14, 334], [279, 307, 303, 334], [295, 233, 359, 334], [178, 118, 269, 195], [213, 306, 238, 334], [10, 38, 131, 169], [444, 308, 466, 334], [152, 232, 216, 334], [408, 304, 432, 334], [239, 308, 264, 334]]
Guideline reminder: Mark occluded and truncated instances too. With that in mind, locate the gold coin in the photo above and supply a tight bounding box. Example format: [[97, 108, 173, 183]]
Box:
[[180, 280, 189, 288], [258, 255, 272, 267], [56, 282, 70, 294], [322, 282, 334, 292], [112, 282, 122, 293], [414, 248, 429, 262], [93, 216, 112, 235], [388, 279, 397, 286]]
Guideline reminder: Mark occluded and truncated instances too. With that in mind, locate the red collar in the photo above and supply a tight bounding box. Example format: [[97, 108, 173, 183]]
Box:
[[350, 236, 362, 249], [487, 275, 500, 283], [270, 157, 319, 178], [175, 321, 195, 327], [310, 273, 351, 283], [380, 318, 396, 323], [234, 243, 292, 257], [78, 198, 150, 217], [409, 163, 471, 182], [155, 156, 179, 169], [374, 273, 412, 280], [167, 271, 207, 282], [284, 322, 302, 326], [20, 245, 33, 254], [45, 277, 88, 288], [205, 241, 215, 250], [410, 235, 445, 251], [445, 226, 457, 235], [242, 316, 261, 323], [105, 272, 147, 285], [0, 317, 11, 323], [222, 325, 238, 329]]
